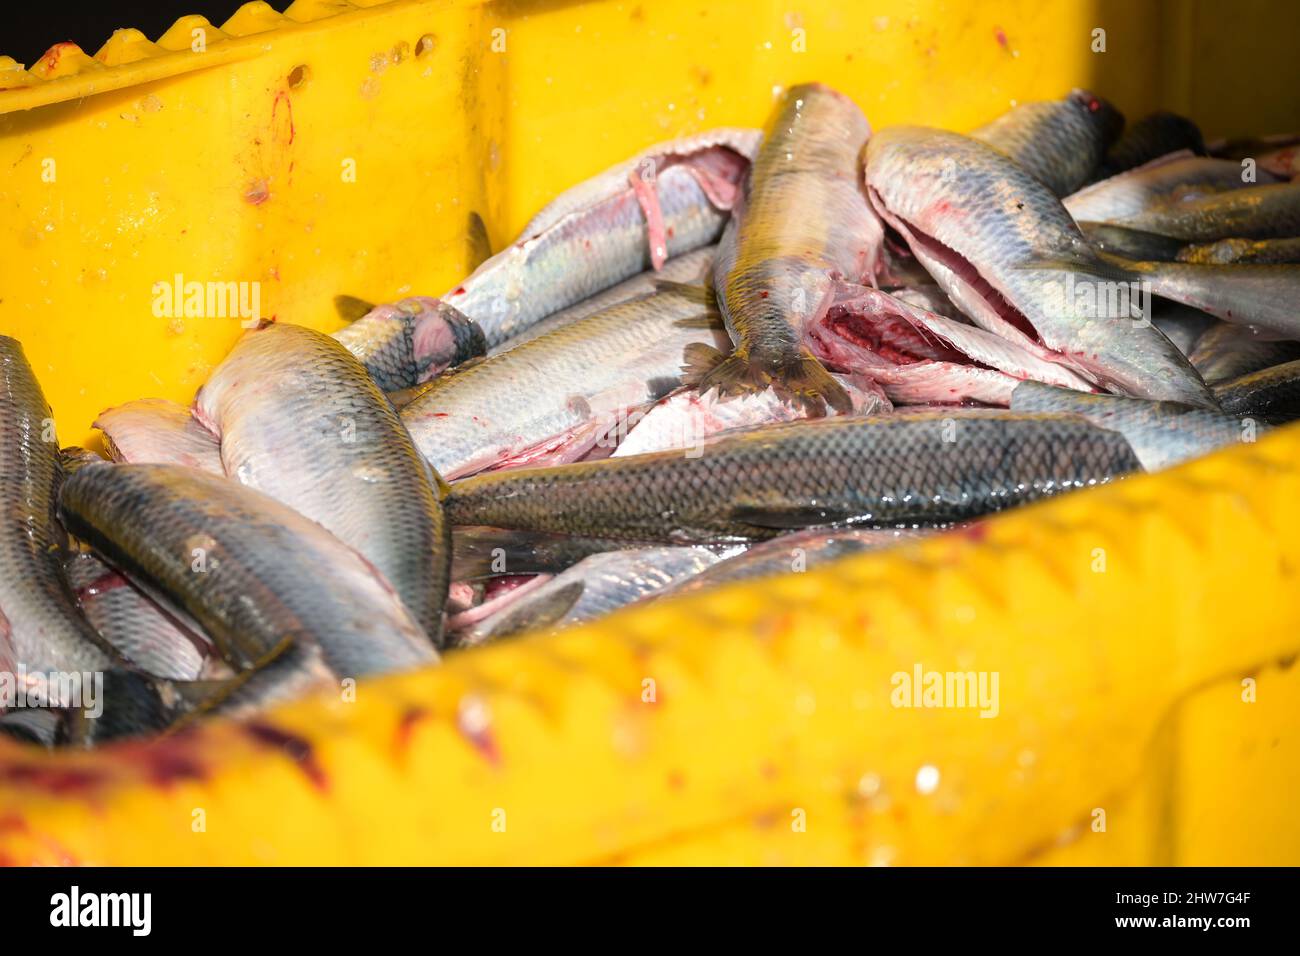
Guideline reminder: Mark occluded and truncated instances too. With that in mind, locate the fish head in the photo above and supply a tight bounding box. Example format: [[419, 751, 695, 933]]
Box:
[[1067, 89, 1125, 151]]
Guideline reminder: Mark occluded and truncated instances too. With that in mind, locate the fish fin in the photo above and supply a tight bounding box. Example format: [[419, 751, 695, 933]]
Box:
[[653, 279, 715, 305], [487, 581, 585, 640], [467, 211, 494, 268], [768, 352, 854, 417], [334, 294, 375, 322], [728, 502, 849, 532], [688, 347, 765, 397], [672, 311, 727, 331]]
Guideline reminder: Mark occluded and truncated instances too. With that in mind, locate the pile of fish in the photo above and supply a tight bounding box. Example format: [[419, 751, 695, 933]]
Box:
[[3, 83, 1299, 746]]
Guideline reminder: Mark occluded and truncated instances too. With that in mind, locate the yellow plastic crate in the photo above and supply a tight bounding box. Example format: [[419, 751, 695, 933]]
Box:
[[1, 0, 1297, 865]]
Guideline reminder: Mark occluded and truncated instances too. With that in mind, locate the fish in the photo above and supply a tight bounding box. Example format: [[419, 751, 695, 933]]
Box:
[[1079, 222, 1187, 261], [1096, 111, 1206, 177], [1208, 132, 1300, 161], [1103, 256, 1300, 339], [1098, 181, 1300, 242], [65, 550, 208, 681], [809, 285, 1099, 406], [1065, 153, 1278, 225], [58, 464, 436, 681], [401, 284, 731, 480], [0, 336, 117, 686], [1212, 359, 1300, 424], [94, 398, 224, 474], [1009, 381, 1250, 471], [450, 546, 721, 647], [699, 83, 883, 416], [1187, 321, 1300, 384], [1150, 301, 1217, 356], [1176, 236, 1300, 265], [195, 322, 450, 642], [446, 411, 1142, 543], [1258, 146, 1300, 179], [971, 89, 1124, 197], [440, 129, 760, 347], [863, 126, 1216, 406], [661, 526, 922, 597], [612, 373, 890, 457], [331, 297, 487, 391], [487, 245, 716, 355], [450, 527, 677, 580]]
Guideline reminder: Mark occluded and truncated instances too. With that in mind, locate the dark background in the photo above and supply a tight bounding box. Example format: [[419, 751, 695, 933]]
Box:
[[2, 1, 287, 66]]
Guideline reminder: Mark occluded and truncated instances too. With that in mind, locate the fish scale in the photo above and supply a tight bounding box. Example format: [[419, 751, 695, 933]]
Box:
[[59, 464, 434, 681], [196, 323, 449, 643], [446, 412, 1142, 543]]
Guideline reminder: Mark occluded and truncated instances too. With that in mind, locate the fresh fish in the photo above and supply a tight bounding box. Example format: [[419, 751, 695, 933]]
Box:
[[1066, 153, 1275, 225], [1104, 256, 1300, 339], [401, 284, 731, 480], [971, 89, 1123, 197], [1010, 381, 1250, 471], [1079, 222, 1186, 261], [864, 126, 1214, 406], [1188, 321, 1300, 384], [1176, 236, 1300, 265], [809, 285, 1099, 406], [440, 129, 760, 347], [451, 546, 721, 647], [1097, 111, 1205, 177], [450, 527, 674, 580], [1213, 359, 1300, 424], [613, 373, 890, 457], [66, 550, 207, 681], [488, 245, 716, 355], [196, 323, 449, 642], [0, 336, 116, 685], [332, 297, 487, 391], [700, 83, 883, 416], [1209, 132, 1300, 161], [59, 464, 436, 680], [1099, 181, 1300, 242], [1150, 301, 1217, 356], [94, 398, 223, 474], [446, 411, 1141, 542], [663, 526, 922, 596]]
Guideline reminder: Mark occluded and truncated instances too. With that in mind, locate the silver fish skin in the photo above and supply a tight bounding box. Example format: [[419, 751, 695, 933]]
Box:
[[443, 129, 760, 347], [402, 285, 731, 480], [1107, 256, 1300, 340], [1188, 321, 1300, 384], [0, 336, 115, 689], [446, 411, 1142, 543], [488, 245, 716, 355], [332, 296, 487, 391], [1102, 181, 1300, 241], [1079, 222, 1187, 261], [1097, 112, 1206, 177], [59, 464, 435, 680], [663, 527, 921, 596], [451, 546, 720, 647], [612, 374, 890, 458], [195, 322, 449, 642], [1010, 381, 1249, 471], [864, 126, 1216, 407], [1150, 301, 1217, 356], [1065, 152, 1274, 223], [94, 398, 224, 475], [704, 83, 883, 416], [971, 89, 1123, 197], [66, 550, 207, 681], [1213, 359, 1300, 425]]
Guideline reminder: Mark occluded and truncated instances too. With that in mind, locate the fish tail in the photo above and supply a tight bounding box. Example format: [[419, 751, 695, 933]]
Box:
[[769, 351, 854, 417], [688, 346, 767, 398]]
